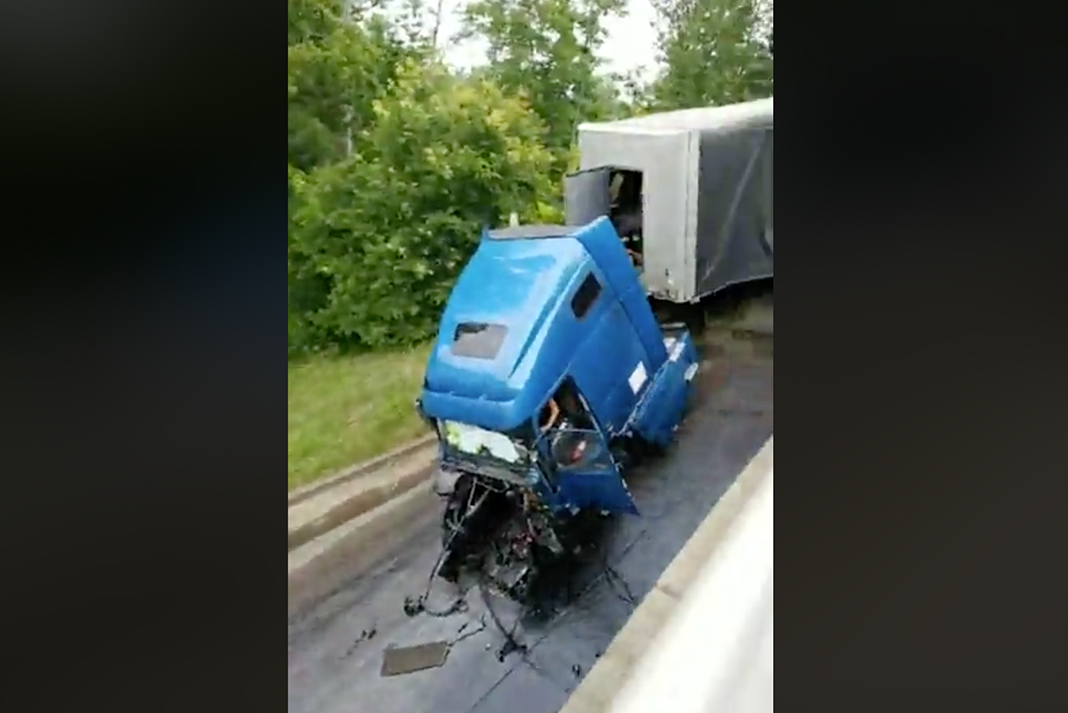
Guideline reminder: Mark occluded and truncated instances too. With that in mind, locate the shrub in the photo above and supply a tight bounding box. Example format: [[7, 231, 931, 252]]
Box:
[[289, 62, 556, 349]]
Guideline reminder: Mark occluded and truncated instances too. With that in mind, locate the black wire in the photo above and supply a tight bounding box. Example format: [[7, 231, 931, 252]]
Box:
[[403, 491, 472, 618], [407, 473, 638, 666], [478, 579, 527, 661], [447, 615, 487, 649], [537, 539, 639, 628], [476, 538, 635, 663]]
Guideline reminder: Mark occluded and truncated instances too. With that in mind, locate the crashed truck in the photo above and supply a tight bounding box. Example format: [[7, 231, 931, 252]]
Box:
[[415, 98, 773, 602]]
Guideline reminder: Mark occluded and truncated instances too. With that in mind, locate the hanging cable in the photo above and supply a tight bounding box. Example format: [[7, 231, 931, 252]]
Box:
[[478, 579, 527, 662], [403, 481, 490, 618]]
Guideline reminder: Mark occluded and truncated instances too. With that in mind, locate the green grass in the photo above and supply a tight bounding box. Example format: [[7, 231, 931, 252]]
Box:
[[288, 344, 433, 491]]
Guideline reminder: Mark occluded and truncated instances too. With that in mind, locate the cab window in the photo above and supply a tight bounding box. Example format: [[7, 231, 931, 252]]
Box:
[[570, 273, 601, 320], [452, 322, 507, 359]]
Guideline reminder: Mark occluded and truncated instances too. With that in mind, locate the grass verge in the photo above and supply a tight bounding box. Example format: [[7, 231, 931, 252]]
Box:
[[288, 344, 433, 491]]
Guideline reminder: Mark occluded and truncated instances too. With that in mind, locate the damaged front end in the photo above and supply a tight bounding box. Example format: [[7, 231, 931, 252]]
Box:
[[425, 415, 606, 605]]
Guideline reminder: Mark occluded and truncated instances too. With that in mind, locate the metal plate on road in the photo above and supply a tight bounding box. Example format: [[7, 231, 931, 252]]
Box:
[[381, 641, 451, 677]]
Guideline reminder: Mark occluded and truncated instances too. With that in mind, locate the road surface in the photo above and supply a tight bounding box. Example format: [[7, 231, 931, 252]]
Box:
[[288, 297, 773, 713]]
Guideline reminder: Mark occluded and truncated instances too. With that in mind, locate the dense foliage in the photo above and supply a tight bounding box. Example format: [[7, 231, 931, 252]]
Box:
[[291, 61, 554, 347], [288, 0, 772, 355], [650, 0, 773, 109]]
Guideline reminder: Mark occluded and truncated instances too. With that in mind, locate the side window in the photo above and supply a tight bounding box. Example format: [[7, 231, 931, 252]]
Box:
[[570, 273, 601, 320]]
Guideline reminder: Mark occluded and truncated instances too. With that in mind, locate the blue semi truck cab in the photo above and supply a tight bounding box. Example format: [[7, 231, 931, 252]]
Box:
[[416, 217, 699, 599]]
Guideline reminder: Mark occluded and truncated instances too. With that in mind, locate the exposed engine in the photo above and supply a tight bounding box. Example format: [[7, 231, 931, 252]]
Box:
[[435, 467, 605, 606]]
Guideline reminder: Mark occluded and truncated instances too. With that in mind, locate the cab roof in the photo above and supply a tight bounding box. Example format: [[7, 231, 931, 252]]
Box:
[[420, 217, 668, 433], [423, 228, 589, 410]]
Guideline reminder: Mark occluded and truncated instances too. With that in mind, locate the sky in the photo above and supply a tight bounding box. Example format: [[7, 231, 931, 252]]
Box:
[[430, 0, 662, 81]]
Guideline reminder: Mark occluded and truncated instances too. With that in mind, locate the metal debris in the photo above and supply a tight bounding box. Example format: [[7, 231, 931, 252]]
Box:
[[381, 641, 451, 677], [342, 627, 377, 658]]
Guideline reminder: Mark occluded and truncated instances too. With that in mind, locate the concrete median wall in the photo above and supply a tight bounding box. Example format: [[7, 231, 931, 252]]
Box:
[[287, 435, 440, 616], [561, 436, 773, 713]]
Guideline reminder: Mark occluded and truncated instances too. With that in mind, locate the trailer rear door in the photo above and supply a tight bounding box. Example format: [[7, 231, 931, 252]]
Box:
[[564, 167, 612, 226]]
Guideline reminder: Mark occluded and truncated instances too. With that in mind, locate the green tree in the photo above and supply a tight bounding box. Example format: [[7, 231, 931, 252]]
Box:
[[612, 69, 659, 117], [460, 0, 627, 176], [383, 0, 454, 50], [289, 0, 421, 353], [289, 164, 333, 353], [590, 72, 636, 120], [288, 0, 344, 45], [288, 0, 411, 171], [290, 61, 556, 348], [650, 0, 772, 110]]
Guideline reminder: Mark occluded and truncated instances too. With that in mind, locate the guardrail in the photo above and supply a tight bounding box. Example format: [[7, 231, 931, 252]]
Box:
[[611, 467, 773, 713]]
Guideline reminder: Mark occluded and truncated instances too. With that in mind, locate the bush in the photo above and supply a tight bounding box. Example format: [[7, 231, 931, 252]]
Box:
[[289, 61, 556, 350]]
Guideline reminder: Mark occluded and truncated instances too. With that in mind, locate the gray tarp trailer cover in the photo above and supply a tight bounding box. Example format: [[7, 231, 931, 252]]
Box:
[[565, 98, 773, 303]]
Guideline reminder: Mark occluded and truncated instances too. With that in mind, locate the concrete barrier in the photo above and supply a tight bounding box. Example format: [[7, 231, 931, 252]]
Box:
[[288, 446, 438, 551], [287, 435, 442, 613], [613, 464, 772, 713], [288, 433, 437, 507], [288, 481, 441, 618], [561, 436, 773, 713]]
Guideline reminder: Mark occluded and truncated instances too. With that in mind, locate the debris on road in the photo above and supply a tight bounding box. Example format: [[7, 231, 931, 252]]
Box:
[[381, 641, 451, 677], [341, 626, 378, 658], [379, 615, 489, 677], [449, 616, 487, 648]]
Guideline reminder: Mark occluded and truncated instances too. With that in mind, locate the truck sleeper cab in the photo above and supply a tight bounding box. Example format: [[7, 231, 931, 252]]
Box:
[[418, 217, 699, 518]]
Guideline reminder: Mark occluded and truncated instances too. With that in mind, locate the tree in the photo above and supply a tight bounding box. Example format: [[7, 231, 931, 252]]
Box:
[[288, 0, 344, 45], [381, 0, 453, 50], [613, 69, 659, 116], [288, 0, 412, 171], [460, 0, 627, 176], [289, 0, 425, 351], [650, 0, 773, 111], [289, 164, 331, 353], [290, 61, 556, 348]]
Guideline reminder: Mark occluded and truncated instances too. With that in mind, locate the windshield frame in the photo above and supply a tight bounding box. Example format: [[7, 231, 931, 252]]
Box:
[[436, 419, 534, 474]]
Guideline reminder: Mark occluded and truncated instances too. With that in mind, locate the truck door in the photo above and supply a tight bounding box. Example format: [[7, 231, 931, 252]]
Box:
[[537, 377, 640, 515], [564, 168, 612, 226]]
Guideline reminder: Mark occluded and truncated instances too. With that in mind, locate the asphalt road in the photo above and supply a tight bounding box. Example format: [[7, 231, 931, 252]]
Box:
[[288, 300, 773, 713]]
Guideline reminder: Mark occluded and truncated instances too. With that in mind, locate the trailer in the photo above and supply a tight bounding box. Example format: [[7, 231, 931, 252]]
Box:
[[564, 97, 773, 303]]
